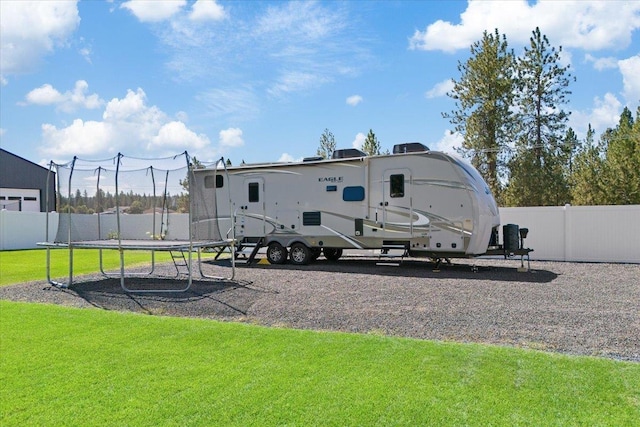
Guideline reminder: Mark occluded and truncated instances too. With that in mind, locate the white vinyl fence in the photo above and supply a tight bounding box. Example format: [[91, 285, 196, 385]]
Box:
[[0, 211, 58, 251], [1, 205, 639, 263], [0, 211, 189, 251], [500, 205, 640, 263]]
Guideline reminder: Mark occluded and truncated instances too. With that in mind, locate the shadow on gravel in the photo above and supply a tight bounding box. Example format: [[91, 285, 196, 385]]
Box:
[[232, 258, 558, 283], [61, 277, 272, 317]]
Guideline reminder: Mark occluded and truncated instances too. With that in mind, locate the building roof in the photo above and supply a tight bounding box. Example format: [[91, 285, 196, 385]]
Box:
[[0, 148, 50, 172]]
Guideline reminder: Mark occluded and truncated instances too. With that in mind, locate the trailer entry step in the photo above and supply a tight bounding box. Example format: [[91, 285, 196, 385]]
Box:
[[376, 243, 408, 266], [234, 238, 264, 265]]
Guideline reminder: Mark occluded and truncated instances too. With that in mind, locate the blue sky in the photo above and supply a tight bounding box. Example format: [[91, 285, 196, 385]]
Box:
[[1, 0, 639, 166]]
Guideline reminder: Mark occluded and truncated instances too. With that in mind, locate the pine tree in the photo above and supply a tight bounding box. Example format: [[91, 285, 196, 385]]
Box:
[[601, 107, 640, 204], [361, 129, 381, 156], [443, 29, 515, 204], [504, 27, 574, 206], [317, 128, 336, 159], [562, 127, 580, 178], [570, 125, 606, 205]]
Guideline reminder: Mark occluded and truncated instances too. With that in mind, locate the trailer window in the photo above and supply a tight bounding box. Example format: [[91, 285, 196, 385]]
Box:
[[390, 174, 404, 198], [248, 182, 260, 202], [204, 175, 224, 189], [343, 186, 365, 202]]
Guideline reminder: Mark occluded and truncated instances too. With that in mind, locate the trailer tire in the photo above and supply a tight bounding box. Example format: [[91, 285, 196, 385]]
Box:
[[290, 243, 311, 265], [266, 242, 288, 264], [323, 248, 343, 261]]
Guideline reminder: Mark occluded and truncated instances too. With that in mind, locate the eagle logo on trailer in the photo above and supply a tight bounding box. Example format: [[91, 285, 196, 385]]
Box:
[[318, 176, 343, 183]]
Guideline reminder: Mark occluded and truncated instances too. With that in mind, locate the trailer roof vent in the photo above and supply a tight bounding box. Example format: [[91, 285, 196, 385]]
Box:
[[392, 142, 429, 154], [331, 148, 367, 159], [303, 156, 324, 162]]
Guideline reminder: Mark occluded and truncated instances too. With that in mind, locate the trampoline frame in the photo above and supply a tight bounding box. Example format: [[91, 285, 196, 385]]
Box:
[[39, 153, 237, 293]]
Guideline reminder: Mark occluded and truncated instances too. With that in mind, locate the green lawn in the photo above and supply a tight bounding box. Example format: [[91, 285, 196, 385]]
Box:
[[1, 301, 638, 426], [0, 249, 183, 286], [1, 251, 638, 425]]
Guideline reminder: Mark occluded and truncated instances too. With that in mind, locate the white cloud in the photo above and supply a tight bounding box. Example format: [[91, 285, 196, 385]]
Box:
[[24, 80, 103, 113], [150, 121, 209, 150], [256, 1, 343, 40], [103, 89, 157, 122], [268, 71, 330, 97], [79, 47, 92, 64], [0, 1, 79, 80], [351, 132, 366, 150], [584, 54, 618, 71], [618, 55, 640, 104], [433, 130, 462, 155], [40, 88, 210, 158], [425, 79, 454, 99], [570, 93, 623, 137], [42, 119, 113, 157], [189, 0, 226, 22], [346, 95, 363, 106], [120, 0, 186, 22], [197, 88, 261, 123], [155, 1, 372, 124], [25, 84, 65, 105], [409, 1, 640, 53], [278, 153, 302, 162], [218, 128, 244, 147]]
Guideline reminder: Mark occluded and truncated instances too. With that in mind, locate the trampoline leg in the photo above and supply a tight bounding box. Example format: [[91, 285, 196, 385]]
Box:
[[43, 246, 71, 288], [197, 245, 236, 281], [46, 246, 52, 284], [68, 246, 73, 287], [46, 247, 60, 287], [188, 248, 193, 288], [119, 248, 126, 291]]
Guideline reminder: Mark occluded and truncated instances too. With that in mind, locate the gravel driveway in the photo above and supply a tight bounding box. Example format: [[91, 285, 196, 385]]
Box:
[[2, 255, 638, 362]]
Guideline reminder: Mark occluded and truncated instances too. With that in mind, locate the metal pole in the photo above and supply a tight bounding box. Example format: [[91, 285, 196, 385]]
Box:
[[185, 152, 194, 288], [67, 157, 77, 286], [150, 166, 156, 269], [96, 167, 106, 276], [115, 153, 126, 290], [44, 162, 53, 285]]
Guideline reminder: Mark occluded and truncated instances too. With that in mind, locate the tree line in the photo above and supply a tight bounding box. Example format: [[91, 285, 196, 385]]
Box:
[[58, 189, 185, 214], [316, 27, 639, 207]]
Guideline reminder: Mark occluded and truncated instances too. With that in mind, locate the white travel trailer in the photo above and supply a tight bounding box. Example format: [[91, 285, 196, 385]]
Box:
[[194, 143, 506, 266]]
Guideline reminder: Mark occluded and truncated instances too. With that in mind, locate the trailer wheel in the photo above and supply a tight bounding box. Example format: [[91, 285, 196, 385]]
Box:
[[266, 242, 288, 264], [323, 248, 343, 261], [290, 243, 311, 265]]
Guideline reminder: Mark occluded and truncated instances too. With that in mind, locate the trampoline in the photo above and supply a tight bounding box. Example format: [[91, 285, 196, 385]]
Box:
[[39, 152, 237, 292]]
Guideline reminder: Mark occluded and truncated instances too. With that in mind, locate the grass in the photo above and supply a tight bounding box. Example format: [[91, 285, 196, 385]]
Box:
[[1, 250, 638, 425], [0, 249, 192, 286], [1, 301, 639, 426]]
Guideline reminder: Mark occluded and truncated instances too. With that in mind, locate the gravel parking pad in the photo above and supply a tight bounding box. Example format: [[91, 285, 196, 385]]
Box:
[[2, 257, 638, 361]]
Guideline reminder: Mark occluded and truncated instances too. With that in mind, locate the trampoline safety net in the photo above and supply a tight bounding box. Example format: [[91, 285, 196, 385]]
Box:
[[41, 151, 236, 291]]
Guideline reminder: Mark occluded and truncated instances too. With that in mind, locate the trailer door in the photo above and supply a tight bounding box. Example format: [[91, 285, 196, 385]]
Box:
[[236, 177, 266, 238], [382, 169, 413, 234]]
